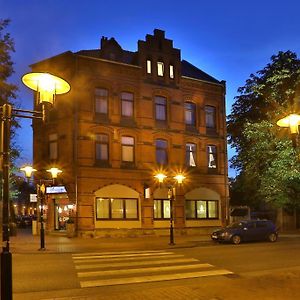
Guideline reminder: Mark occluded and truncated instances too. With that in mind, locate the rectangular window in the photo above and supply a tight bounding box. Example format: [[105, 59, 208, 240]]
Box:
[[186, 143, 196, 167], [121, 136, 134, 162], [185, 200, 218, 219], [95, 134, 109, 162], [156, 139, 168, 165], [49, 133, 58, 160], [96, 198, 138, 220], [154, 199, 171, 219], [185, 102, 196, 126], [146, 60, 152, 74], [157, 61, 164, 76], [95, 88, 108, 114], [121, 92, 134, 117], [205, 105, 216, 129], [169, 65, 174, 79], [155, 96, 167, 121], [207, 145, 217, 169]]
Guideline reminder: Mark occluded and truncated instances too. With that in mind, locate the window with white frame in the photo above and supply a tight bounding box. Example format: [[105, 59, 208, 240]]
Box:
[[95, 88, 108, 114], [155, 96, 167, 121], [121, 92, 134, 117], [185, 102, 196, 126], [95, 134, 109, 162], [169, 64, 174, 79], [186, 143, 196, 167], [49, 133, 58, 160], [157, 61, 164, 76], [154, 199, 171, 219], [156, 139, 168, 165], [96, 198, 138, 219], [185, 200, 218, 219], [205, 105, 216, 129], [207, 145, 217, 169], [146, 60, 152, 74], [121, 136, 134, 162]]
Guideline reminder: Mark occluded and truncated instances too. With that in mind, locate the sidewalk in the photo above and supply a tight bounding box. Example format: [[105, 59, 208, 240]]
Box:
[[10, 228, 211, 254]]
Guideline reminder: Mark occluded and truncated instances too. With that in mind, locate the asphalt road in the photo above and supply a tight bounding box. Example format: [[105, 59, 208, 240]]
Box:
[[12, 236, 300, 300]]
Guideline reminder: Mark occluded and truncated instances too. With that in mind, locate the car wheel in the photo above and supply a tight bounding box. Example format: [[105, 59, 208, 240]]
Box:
[[231, 235, 241, 245], [268, 233, 277, 242]]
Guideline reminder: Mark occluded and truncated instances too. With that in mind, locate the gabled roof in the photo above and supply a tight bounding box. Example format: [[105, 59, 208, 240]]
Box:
[[181, 60, 220, 84]]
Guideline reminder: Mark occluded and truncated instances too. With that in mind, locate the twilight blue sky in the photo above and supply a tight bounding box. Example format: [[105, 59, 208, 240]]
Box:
[[2, 0, 300, 177]]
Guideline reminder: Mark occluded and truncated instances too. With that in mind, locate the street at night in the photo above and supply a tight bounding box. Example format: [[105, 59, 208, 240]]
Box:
[[12, 234, 300, 299]]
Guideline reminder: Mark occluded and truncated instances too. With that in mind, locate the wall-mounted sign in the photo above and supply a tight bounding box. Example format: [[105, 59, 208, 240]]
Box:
[[30, 194, 37, 202], [46, 186, 67, 194]]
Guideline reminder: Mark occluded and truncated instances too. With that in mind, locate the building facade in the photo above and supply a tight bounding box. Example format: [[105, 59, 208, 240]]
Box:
[[31, 29, 228, 237]]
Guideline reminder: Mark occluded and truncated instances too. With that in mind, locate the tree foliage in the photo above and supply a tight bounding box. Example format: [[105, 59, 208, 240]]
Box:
[[228, 51, 300, 210]]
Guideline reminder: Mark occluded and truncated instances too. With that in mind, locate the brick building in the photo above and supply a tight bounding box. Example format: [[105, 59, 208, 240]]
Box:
[[31, 29, 228, 237]]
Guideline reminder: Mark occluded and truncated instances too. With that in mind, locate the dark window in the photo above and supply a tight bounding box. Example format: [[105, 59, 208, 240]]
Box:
[[156, 139, 168, 164], [155, 96, 167, 121], [186, 143, 196, 167], [95, 134, 109, 162], [185, 200, 218, 219], [121, 92, 134, 118], [154, 199, 171, 219], [207, 145, 217, 169], [185, 102, 196, 126], [205, 105, 216, 129], [49, 133, 58, 160], [95, 88, 108, 114], [96, 198, 138, 219]]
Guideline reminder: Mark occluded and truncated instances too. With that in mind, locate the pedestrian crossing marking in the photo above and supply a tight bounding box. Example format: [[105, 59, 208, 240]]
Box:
[[80, 269, 233, 288], [71, 250, 234, 288], [75, 257, 198, 270], [78, 263, 214, 277], [72, 251, 174, 260], [73, 254, 185, 264]]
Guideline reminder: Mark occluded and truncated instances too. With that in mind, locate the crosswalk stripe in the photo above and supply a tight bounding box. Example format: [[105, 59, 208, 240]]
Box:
[[72, 250, 166, 257], [78, 263, 214, 278], [80, 269, 234, 288], [73, 254, 184, 264], [72, 252, 174, 260], [75, 257, 199, 270]]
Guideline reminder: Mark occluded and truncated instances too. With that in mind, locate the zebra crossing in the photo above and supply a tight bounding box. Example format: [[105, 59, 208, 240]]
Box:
[[72, 250, 233, 288]]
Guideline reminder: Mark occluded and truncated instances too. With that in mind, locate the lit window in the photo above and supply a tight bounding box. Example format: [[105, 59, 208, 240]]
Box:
[[121, 92, 134, 117], [186, 143, 196, 167], [155, 96, 167, 121], [95, 134, 109, 162], [146, 60, 152, 74], [95, 88, 108, 114], [185, 200, 218, 219], [157, 61, 164, 77], [121, 136, 134, 162], [156, 139, 168, 165], [207, 145, 217, 169], [185, 102, 196, 126], [49, 133, 58, 160], [154, 199, 171, 219], [169, 65, 174, 79], [96, 198, 138, 219], [205, 105, 216, 129]]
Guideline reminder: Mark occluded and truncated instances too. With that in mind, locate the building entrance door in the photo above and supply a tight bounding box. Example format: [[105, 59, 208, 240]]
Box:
[[54, 199, 70, 230]]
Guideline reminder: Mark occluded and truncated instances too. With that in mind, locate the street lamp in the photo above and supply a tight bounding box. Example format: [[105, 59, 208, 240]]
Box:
[[1, 72, 70, 300], [21, 165, 62, 250], [154, 172, 186, 245], [277, 113, 300, 148]]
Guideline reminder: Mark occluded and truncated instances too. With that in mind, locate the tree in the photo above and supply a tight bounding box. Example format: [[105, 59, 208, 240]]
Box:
[[227, 51, 300, 210]]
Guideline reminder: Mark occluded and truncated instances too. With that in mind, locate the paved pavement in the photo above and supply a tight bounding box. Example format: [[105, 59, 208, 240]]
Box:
[[10, 228, 211, 254], [10, 228, 300, 254]]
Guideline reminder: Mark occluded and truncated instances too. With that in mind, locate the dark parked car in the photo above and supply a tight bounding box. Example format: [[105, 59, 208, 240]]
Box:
[[211, 220, 278, 245]]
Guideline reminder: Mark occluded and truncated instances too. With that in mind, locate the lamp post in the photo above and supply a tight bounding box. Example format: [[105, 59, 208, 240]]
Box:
[[1, 72, 70, 300], [277, 113, 300, 148], [154, 172, 186, 245], [20, 165, 62, 250]]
